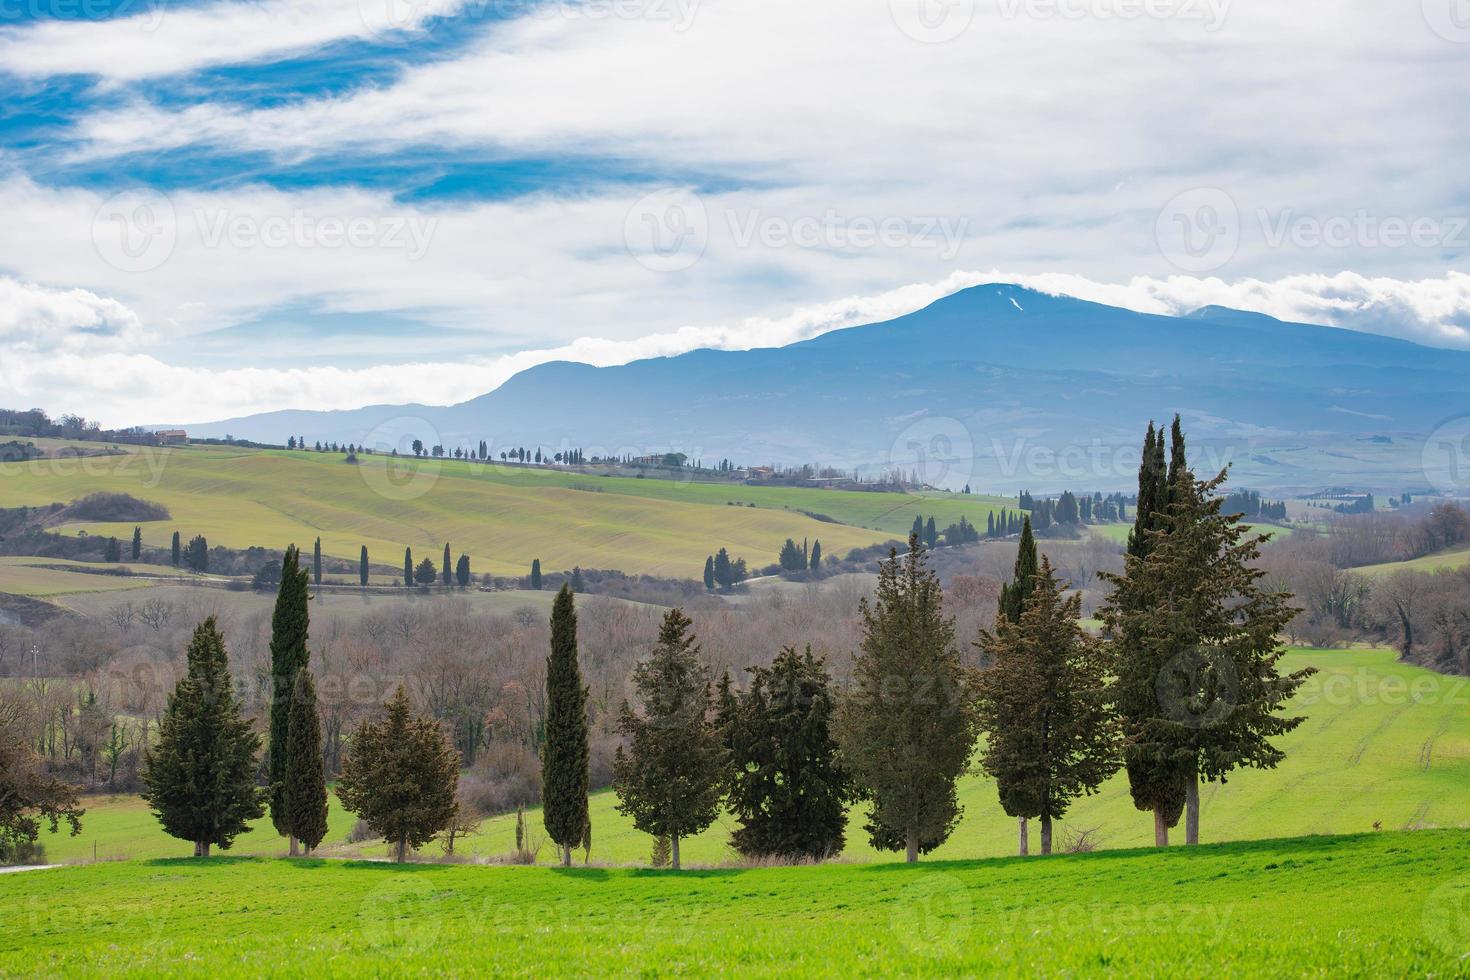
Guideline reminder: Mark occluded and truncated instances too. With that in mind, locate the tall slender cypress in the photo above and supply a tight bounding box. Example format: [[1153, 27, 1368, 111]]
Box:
[[443, 543, 452, 586], [131, 526, 142, 561], [269, 545, 310, 852], [171, 531, 181, 566], [313, 537, 322, 587], [404, 547, 413, 588], [997, 516, 1038, 624], [542, 584, 590, 866], [285, 669, 328, 853], [360, 546, 369, 587]]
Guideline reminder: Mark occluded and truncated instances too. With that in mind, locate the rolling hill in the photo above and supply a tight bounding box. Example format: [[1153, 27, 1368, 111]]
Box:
[[183, 285, 1470, 495]]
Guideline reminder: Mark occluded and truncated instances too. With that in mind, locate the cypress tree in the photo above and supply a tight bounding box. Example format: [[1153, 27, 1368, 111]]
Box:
[[313, 537, 322, 587], [541, 584, 590, 867], [336, 686, 460, 863], [724, 645, 854, 859], [141, 617, 265, 856], [131, 526, 141, 561], [530, 559, 542, 590], [170, 530, 180, 566], [612, 608, 723, 870], [835, 536, 980, 862], [977, 557, 1120, 855], [360, 545, 369, 587], [810, 540, 822, 575], [1104, 461, 1312, 847], [713, 548, 733, 589], [285, 669, 328, 853], [404, 547, 413, 588], [910, 515, 924, 543], [455, 553, 470, 587], [442, 543, 452, 586], [268, 545, 310, 853], [924, 516, 938, 550], [703, 556, 715, 591], [997, 516, 1038, 624]]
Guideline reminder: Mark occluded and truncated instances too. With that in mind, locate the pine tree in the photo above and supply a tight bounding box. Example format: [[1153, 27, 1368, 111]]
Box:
[[313, 537, 322, 587], [724, 646, 854, 859], [268, 545, 310, 852], [703, 556, 715, 591], [415, 558, 437, 585], [336, 686, 461, 863], [171, 530, 181, 566], [976, 557, 1120, 855], [403, 547, 413, 588], [542, 585, 590, 866], [835, 537, 980, 862], [360, 546, 369, 587], [455, 553, 470, 587], [810, 540, 822, 575], [713, 548, 733, 589], [1110, 420, 1188, 844], [131, 526, 141, 561], [530, 559, 542, 590], [997, 516, 1038, 624], [1104, 461, 1312, 847], [612, 609, 723, 869], [141, 617, 265, 856], [285, 669, 328, 853]]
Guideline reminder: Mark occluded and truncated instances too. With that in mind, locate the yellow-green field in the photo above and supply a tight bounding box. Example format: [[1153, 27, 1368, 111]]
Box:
[[39, 647, 1470, 866], [0, 557, 195, 598], [1359, 547, 1470, 577], [0, 445, 1014, 579]]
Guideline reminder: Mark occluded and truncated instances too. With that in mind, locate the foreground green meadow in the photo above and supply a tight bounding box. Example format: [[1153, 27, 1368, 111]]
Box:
[[3, 831, 1468, 976], [38, 647, 1470, 865], [0, 444, 1011, 578]]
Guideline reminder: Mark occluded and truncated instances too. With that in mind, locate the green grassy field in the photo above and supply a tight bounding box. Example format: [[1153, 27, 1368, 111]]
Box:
[[39, 647, 1470, 867], [0, 557, 195, 598], [3, 831, 1467, 976], [1358, 546, 1470, 577], [0, 445, 1013, 579]]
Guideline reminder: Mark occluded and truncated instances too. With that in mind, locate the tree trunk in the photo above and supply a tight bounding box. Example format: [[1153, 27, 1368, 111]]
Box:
[[1018, 816, 1029, 856], [671, 836, 681, 871], [562, 843, 572, 868], [200, 841, 211, 857], [1039, 815, 1053, 856], [289, 835, 300, 857], [905, 828, 919, 864], [395, 837, 408, 863], [193, 841, 202, 857], [1185, 769, 1200, 846], [1153, 808, 1170, 847]]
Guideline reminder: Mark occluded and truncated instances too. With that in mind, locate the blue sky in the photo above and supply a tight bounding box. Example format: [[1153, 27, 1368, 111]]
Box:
[[0, 0, 1468, 425]]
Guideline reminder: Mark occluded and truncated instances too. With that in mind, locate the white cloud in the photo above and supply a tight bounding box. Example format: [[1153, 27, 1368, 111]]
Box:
[[0, 0, 469, 82], [0, 277, 148, 353]]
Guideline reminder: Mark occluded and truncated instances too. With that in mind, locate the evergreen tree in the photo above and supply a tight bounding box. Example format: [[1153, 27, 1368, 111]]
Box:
[[530, 559, 542, 590], [570, 566, 585, 592], [336, 687, 461, 863], [810, 540, 822, 575], [976, 557, 1120, 855], [910, 515, 924, 543], [360, 545, 369, 587], [924, 516, 938, 550], [415, 558, 437, 585], [1111, 420, 1188, 844], [1103, 461, 1312, 846], [104, 537, 121, 562], [703, 555, 715, 591], [131, 526, 142, 561], [713, 547, 734, 589], [403, 547, 413, 588], [285, 669, 328, 853], [997, 516, 1038, 624], [723, 646, 854, 859], [442, 543, 452, 586], [171, 530, 181, 566], [456, 553, 470, 587], [313, 537, 322, 587], [268, 545, 310, 852], [541, 585, 590, 866], [612, 609, 723, 869], [141, 618, 265, 856], [779, 538, 804, 572], [835, 537, 980, 862]]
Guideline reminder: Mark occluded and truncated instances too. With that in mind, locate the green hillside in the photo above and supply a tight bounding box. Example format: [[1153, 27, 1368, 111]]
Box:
[[0, 445, 1013, 579], [3, 831, 1466, 976]]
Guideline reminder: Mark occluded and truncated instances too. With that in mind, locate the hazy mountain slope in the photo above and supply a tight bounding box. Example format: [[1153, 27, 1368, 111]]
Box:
[[186, 285, 1470, 493]]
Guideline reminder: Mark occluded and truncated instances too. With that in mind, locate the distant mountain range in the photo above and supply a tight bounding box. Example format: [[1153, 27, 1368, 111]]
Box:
[[184, 285, 1470, 495]]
